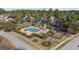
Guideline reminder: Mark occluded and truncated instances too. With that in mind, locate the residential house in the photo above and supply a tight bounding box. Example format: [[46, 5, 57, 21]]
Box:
[[53, 32, 64, 39]]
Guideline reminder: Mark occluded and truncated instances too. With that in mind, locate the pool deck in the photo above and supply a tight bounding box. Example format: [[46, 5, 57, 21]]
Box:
[[26, 27, 39, 32]]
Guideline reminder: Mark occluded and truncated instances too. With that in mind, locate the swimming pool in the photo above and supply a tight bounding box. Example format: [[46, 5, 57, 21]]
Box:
[[26, 27, 38, 32]]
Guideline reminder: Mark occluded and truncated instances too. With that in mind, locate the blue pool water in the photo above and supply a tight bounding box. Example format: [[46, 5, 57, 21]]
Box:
[[26, 28, 38, 32]]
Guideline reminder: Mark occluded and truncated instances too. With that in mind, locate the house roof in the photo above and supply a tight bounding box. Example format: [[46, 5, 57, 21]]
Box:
[[53, 32, 64, 39]]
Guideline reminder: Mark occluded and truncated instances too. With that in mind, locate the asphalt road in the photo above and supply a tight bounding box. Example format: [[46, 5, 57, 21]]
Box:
[[62, 36, 79, 50], [0, 30, 34, 50]]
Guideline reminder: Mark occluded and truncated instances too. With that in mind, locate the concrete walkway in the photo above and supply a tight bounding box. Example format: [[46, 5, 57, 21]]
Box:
[[0, 31, 34, 50]]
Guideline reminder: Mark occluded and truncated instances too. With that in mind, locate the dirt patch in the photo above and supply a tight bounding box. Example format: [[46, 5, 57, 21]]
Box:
[[0, 36, 16, 50]]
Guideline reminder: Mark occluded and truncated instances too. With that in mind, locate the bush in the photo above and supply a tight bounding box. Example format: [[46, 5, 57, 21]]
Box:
[[42, 41, 51, 47]]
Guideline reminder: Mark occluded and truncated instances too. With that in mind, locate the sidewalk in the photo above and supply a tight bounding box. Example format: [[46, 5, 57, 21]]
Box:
[[51, 33, 79, 50], [11, 31, 44, 50]]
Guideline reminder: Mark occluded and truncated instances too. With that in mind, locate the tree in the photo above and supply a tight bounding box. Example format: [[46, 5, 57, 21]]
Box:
[[48, 8, 54, 17], [54, 9, 60, 19], [42, 41, 51, 47], [0, 8, 5, 14]]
